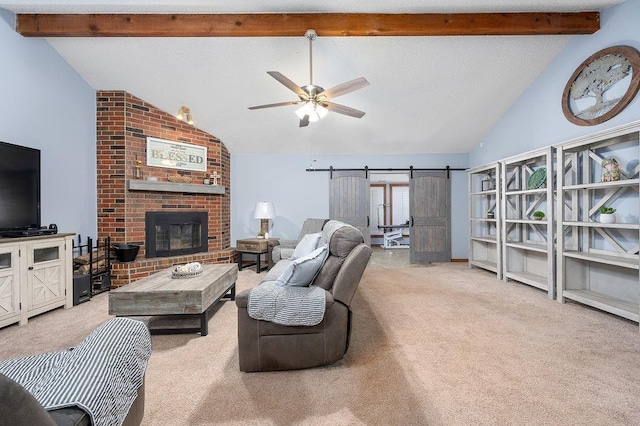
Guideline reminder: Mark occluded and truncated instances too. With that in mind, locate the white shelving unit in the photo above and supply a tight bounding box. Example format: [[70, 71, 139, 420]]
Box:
[[501, 147, 555, 299], [556, 121, 640, 324], [468, 163, 502, 279]]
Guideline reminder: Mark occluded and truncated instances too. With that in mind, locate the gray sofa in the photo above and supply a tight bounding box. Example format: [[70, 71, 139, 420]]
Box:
[[236, 220, 372, 372], [268, 218, 328, 269], [0, 317, 150, 426]]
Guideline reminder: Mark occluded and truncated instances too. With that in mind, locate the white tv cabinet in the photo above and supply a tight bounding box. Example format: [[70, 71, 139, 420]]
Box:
[[0, 233, 74, 328]]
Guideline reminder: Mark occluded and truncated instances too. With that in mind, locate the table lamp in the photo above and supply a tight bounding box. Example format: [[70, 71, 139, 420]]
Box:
[[254, 201, 275, 237]]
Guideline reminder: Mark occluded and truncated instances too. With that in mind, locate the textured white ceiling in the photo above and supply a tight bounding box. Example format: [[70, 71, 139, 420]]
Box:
[[0, 1, 626, 155]]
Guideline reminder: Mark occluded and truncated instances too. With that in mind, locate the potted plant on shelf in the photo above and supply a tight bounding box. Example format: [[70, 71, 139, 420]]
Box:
[[532, 211, 545, 220], [599, 206, 616, 223]]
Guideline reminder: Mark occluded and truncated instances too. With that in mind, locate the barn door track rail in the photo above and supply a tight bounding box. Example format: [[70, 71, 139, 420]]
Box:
[[306, 165, 467, 178]]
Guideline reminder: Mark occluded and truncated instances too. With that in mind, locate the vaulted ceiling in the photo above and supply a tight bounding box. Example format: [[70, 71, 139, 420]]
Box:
[[0, 1, 626, 155]]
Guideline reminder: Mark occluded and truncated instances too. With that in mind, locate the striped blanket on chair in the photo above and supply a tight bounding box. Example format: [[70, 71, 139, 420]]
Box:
[[0, 317, 151, 426]]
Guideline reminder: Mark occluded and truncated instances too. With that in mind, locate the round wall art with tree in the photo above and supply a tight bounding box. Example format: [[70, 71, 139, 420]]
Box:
[[562, 45, 640, 126]]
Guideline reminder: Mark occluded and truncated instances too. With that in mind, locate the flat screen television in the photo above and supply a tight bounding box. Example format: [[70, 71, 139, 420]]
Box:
[[0, 141, 41, 232]]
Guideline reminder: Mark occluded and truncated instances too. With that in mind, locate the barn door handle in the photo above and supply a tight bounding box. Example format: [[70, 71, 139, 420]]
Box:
[[411, 216, 414, 227]]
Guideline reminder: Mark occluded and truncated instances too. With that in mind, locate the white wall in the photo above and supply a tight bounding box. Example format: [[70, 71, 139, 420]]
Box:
[[231, 153, 469, 258], [469, 0, 640, 167], [0, 9, 97, 241]]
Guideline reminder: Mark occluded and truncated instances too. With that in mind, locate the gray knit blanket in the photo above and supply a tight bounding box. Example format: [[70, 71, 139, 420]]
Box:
[[248, 221, 353, 326], [247, 281, 327, 326], [0, 317, 151, 426]]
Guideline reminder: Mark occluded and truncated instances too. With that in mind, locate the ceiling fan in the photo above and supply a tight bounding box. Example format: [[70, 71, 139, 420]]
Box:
[[248, 29, 370, 127]]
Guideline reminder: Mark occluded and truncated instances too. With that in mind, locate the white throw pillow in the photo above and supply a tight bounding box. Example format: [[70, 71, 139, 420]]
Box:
[[275, 244, 328, 287], [290, 232, 322, 261]]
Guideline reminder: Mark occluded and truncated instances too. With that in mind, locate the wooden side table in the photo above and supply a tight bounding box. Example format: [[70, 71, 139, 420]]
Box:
[[236, 238, 277, 273]]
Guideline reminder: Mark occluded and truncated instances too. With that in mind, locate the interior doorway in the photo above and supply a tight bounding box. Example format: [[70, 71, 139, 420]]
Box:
[[370, 171, 451, 263], [370, 173, 410, 249]]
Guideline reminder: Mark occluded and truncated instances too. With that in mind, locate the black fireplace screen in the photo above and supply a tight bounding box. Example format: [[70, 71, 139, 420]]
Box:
[[145, 212, 208, 258]]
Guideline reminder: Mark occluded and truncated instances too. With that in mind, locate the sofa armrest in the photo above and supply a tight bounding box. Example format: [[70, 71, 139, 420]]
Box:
[[277, 239, 298, 248], [332, 244, 373, 307], [235, 289, 250, 308], [267, 241, 277, 270], [271, 240, 297, 264]]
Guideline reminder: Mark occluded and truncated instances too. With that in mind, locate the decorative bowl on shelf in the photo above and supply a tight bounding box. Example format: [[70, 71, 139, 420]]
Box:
[[167, 174, 193, 183]]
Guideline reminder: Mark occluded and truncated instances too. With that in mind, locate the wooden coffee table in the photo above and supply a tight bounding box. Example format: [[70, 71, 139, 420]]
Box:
[[108, 263, 237, 336]]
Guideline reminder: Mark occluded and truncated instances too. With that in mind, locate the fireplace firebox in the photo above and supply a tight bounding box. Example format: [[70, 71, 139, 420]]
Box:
[[145, 212, 208, 258]]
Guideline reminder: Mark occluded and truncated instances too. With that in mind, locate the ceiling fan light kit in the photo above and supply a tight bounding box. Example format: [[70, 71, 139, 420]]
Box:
[[248, 29, 369, 127]]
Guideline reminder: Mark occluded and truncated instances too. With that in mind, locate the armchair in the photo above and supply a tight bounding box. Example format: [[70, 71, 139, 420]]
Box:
[[268, 218, 328, 269], [237, 221, 372, 372]]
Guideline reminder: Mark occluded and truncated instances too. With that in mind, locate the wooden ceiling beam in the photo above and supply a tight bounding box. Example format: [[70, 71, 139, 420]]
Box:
[[16, 12, 600, 37]]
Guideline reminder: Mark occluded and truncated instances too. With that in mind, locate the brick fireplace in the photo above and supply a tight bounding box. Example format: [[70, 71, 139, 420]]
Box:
[[96, 91, 235, 287]]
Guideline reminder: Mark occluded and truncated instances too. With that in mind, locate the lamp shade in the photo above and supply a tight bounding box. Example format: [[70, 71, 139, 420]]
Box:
[[254, 201, 275, 219]]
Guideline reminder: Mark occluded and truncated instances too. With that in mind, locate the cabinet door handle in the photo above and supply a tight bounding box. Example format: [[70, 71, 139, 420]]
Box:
[[28, 266, 34, 270], [411, 216, 414, 227]]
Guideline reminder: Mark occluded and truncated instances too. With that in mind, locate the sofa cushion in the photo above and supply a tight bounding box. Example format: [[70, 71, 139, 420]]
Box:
[[263, 259, 291, 282], [290, 232, 322, 260], [0, 373, 56, 426], [274, 244, 328, 287]]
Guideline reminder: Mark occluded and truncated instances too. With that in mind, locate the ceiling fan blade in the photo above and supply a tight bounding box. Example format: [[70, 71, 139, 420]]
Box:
[[248, 101, 300, 110], [324, 102, 366, 118], [299, 115, 310, 127], [318, 77, 370, 100], [267, 71, 308, 100]]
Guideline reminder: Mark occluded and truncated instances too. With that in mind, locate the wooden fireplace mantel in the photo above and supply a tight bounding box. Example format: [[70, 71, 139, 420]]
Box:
[[127, 179, 225, 194]]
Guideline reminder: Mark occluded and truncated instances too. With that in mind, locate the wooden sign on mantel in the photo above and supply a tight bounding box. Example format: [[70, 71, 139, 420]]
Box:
[[146, 137, 207, 172]]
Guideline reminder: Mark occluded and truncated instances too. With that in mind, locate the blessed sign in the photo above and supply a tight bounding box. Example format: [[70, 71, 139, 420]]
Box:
[[146, 137, 207, 172]]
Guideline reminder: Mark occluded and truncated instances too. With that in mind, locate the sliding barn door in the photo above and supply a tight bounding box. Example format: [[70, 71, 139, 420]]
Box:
[[410, 171, 451, 263], [329, 170, 371, 246]]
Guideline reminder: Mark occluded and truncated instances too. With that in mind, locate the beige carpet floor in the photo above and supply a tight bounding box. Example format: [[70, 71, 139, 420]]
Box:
[[1, 262, 640, 425]]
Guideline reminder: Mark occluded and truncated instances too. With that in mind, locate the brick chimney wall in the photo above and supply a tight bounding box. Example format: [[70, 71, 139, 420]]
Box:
[[96, 91, 234, 286]]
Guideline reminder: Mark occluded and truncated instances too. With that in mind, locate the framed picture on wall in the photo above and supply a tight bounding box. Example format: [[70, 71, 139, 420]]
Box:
[[562, 45, 640, 126]]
